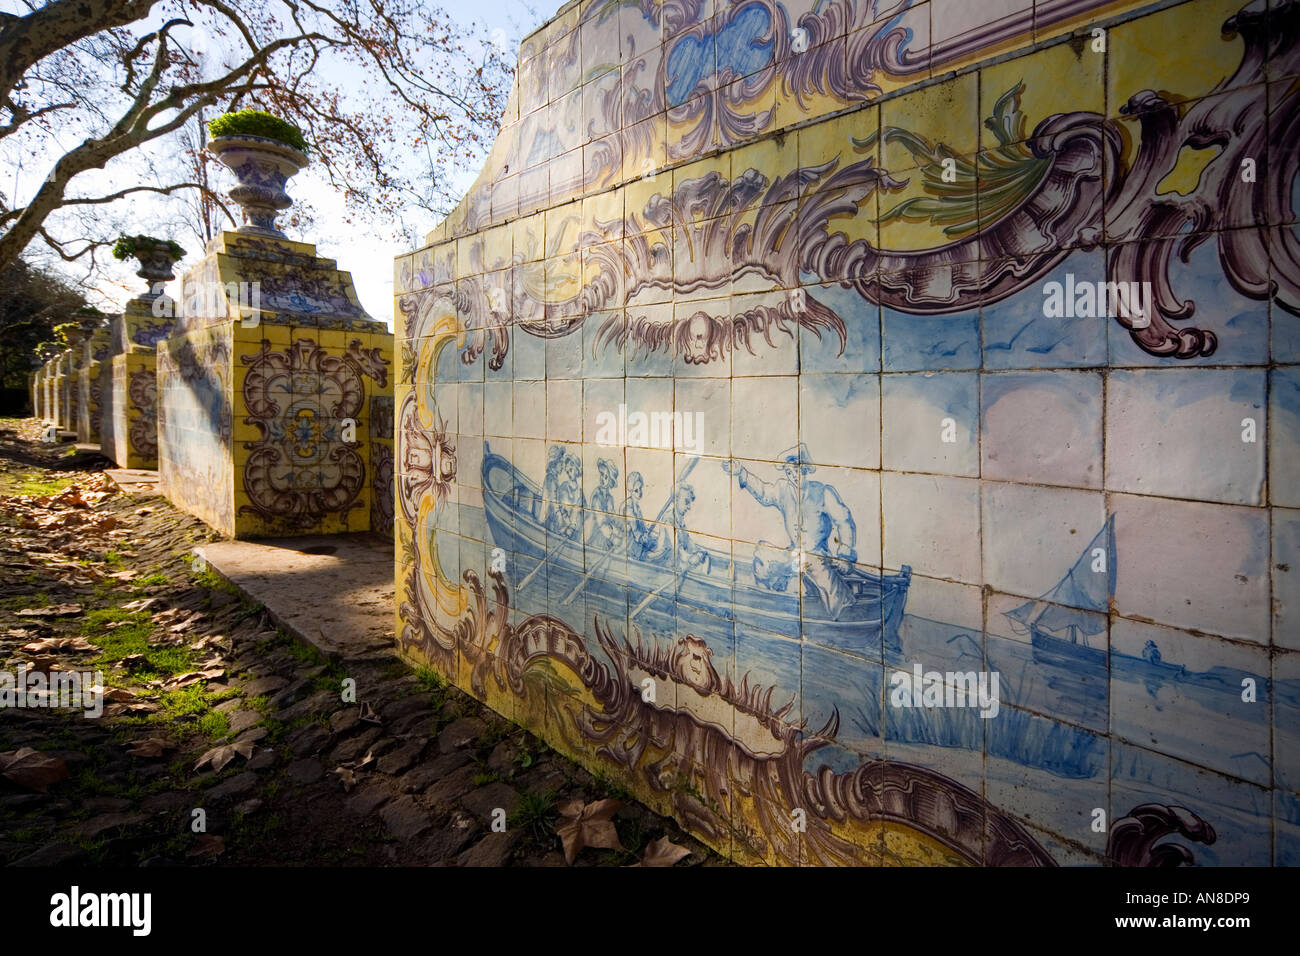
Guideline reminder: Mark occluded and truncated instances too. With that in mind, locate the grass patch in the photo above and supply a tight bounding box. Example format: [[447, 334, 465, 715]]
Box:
[[132, 573, 170, 588], [472, 772, 499, 787], [197, 709, 231, 738], [83, 607, 195, 678], [509, 788, 558, 845], [12, 473, 72, 496]]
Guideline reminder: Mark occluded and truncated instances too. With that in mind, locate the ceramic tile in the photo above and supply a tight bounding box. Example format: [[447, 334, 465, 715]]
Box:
[[981, 370, 1102, 488], [881, 371, 978, 477], [1112, 493, 1270, 643], [1106, 368, 1265, 505], [882, 472, 981, 584]]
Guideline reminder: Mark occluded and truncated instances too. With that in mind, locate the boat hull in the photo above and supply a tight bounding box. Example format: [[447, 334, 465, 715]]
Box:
[[482, 449, 910, 653]]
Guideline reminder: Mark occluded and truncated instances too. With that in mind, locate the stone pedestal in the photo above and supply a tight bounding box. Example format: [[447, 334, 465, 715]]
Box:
[[159, 230, 392, 538], [54, 351, 72, 431], [78, 325, 112, 445], [104, 299, 172, 468], [39, 363, 50, 422]]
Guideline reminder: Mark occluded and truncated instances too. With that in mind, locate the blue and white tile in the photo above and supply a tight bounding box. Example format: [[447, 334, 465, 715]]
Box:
[[800, 374, 880, 470], [1110, 743, 1272, 865], [981, 370, 1102, 488], [1108, 239, 1269, 367], [675, 377, 730, 458], [1273, 648, 1300, 794], [1271, 366, 1300, 508], [802, 642, 885, 759], [731, 375, 797, 461], [882, 472, 981, 584], [985, 589, 1108, 733], [1107, 368, 1265, 505], [731, 290, 800, 376], [981, 482, 1106, 602], [800, 282, 881, 375], [1111, 617, 1271, 787], [986, 707, 1109, 854], [546, 377, 583, 443], [1276, 509, 1300, 652], [882, 299, 981, 371], [982, 250, 1108, 370], [881, 371, 978, 476], [513, 380, 546, 439], [1112, 493, 1270, 643], [483, 380, 513, 438]]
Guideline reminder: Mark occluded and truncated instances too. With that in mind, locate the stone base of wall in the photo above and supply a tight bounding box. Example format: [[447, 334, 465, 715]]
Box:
[[107, 352, 158, 469]]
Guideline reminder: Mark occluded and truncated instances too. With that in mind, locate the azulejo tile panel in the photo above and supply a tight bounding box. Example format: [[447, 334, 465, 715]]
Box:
[[394, 0, 1300, 865], [158, 230, 393, 539]]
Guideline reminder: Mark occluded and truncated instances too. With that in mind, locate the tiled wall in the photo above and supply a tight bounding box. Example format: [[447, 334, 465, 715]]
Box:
[[395, 0, 1299, 865]]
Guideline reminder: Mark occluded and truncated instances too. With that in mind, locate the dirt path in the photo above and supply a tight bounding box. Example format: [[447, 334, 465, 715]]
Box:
[[0, 418, 718, 867]]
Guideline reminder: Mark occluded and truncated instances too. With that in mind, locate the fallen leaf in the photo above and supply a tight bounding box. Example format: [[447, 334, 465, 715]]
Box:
[[23, 656, 60, 675], [20, 636, 99, 655], [104, 688, 135, 702], [194, 741, 254, 773], [556, 798, 624, 864], [127, 738, 172, 758], [0, 747, 69, 792], [117, 654, 149, 670], [162, 667, 224, 689], [633, 835, 692, 867], [121, 598, 158, 612], [332, 766, 358, 791], [188, 834, 225, 857], [15, 604, 82, 617]]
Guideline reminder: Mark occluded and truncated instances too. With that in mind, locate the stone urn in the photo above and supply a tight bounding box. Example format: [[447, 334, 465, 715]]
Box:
[[208, 134, 309, 238], [124, 239, 184, 298]]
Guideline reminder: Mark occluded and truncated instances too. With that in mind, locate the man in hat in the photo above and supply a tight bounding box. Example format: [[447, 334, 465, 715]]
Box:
[[723, 444, 857, 617]]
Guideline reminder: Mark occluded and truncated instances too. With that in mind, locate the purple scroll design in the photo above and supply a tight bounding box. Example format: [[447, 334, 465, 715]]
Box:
[[1106, 0, 1299, 358], [1106, 803, 1218, 867]]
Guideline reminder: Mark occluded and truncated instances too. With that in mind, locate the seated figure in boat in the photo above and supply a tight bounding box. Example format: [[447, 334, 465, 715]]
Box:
[[637, 483, 710, 571], [588, 458, 623, 551], [624, 472, 658, 560], [548, 453, 585, 539], [723, 444, 857, 617], [539, 445, 566, 525]]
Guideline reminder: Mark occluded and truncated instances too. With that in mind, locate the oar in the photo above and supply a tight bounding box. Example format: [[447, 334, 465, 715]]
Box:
[[560, 545, 614, 606], [517, 510, 589, 592], [630, 564, 688, 621]]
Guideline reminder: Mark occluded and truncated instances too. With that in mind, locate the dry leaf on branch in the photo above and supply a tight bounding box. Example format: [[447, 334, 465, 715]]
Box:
[[556, 798, 624, 864], [194, 741, 254, 773], [631, 835, 692, 867], [0, 747, 69, 792]]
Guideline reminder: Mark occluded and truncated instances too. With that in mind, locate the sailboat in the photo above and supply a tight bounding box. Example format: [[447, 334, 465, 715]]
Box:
[[1004, 516, 1114, 668]]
